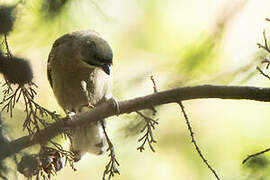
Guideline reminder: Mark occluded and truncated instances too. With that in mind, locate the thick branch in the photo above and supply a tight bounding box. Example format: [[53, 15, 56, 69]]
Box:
[[1, 84, 270, 160]]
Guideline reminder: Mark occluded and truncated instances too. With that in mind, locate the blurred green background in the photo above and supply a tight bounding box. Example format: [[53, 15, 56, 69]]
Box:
[[2, 0, 270, 179]]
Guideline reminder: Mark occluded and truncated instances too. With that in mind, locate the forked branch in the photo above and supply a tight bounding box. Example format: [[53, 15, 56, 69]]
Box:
[[136, 111, 158, 152], [101, 121, 120, 180]]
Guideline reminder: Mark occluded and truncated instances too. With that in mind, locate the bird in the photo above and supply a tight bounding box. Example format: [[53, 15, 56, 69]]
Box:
[[47, 30, 113, 160]]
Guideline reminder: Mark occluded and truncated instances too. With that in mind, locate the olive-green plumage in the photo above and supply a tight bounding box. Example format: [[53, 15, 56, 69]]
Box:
[[47, 30, 113, 158]]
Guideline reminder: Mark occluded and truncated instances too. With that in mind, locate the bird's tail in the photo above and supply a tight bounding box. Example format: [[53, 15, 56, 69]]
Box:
[[70, 119, 107, 160]]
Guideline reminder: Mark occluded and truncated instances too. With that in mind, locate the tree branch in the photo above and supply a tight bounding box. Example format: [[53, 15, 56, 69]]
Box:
[[242, 147, 270, 164], [1, 84, 270, 160]]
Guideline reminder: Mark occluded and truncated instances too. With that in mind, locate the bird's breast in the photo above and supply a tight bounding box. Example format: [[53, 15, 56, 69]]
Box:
[[51, 63, 112, 112]]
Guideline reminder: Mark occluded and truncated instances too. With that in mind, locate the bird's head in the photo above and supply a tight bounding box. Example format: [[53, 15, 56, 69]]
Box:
[[51, 30, 113, 75], [78, 31, 113, 75]]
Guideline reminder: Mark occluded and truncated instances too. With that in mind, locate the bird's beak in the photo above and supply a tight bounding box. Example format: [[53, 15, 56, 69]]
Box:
[[102, 64, 111, 75]]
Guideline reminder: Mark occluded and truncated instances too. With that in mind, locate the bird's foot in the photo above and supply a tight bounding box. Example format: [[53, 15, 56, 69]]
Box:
[[109, 97, 120, 116]]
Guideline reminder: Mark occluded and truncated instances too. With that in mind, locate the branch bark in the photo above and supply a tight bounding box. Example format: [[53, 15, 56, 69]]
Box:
[[1, 84, 270, 160]]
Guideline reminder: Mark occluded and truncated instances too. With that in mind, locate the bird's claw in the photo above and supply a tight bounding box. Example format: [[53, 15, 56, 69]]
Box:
[[110, 97, 120, 116]]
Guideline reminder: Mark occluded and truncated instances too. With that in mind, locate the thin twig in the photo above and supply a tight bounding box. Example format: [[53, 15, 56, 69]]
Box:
[[242, 148, 270, 164], [4, 34, 12, 58], [178, 101, 220, 180], [150, 75, 157, 93], [257, 29, 270, 53], [263, 29, 268, 50], [143, 75, 159, 150], [101, 121, 120, 180], [136, 111, 158, 152], [256, 66, 270, 80], [261, 58, 270, 69], [1, 83, 59, 134], [49, 141, 76, 171], [257, 43, 270, 53], [149, 75, 157, 115]]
